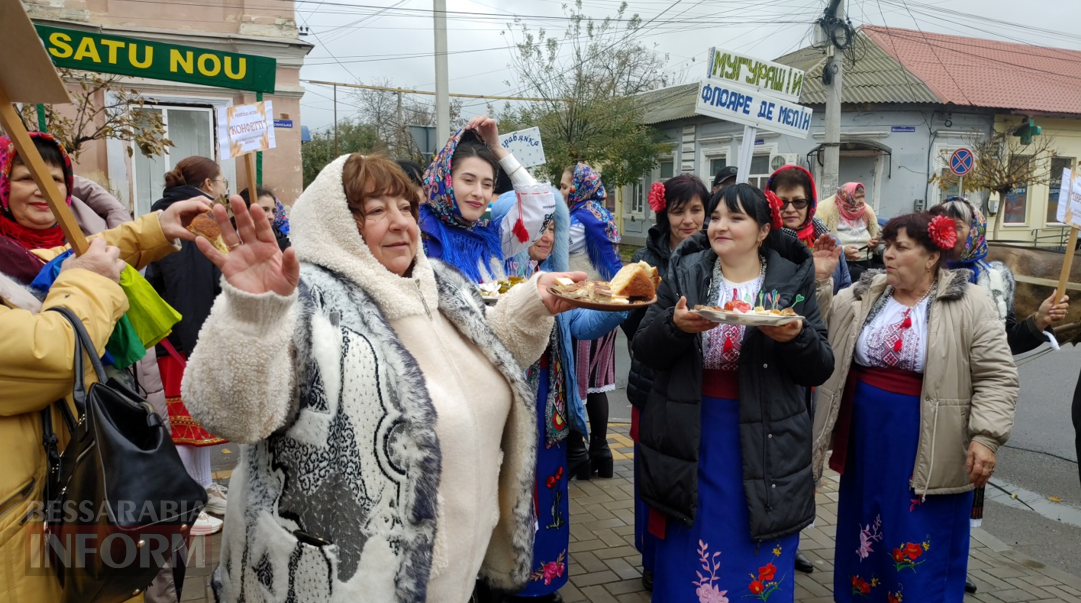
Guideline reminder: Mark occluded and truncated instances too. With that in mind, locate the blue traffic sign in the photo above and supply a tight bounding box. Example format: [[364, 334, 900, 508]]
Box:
[[950, 148, 974, 176]]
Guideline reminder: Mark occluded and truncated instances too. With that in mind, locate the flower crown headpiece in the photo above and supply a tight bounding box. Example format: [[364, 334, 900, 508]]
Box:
[[648, 181, 666, 213], [928, 215, 957, 250], [764, 189, 785, 232]]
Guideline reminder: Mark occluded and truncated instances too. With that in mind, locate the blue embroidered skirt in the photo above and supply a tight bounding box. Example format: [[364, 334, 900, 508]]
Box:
[[652, 370, 798, 603], [833, 367, 972, 603], [517, 358, 570, 596]]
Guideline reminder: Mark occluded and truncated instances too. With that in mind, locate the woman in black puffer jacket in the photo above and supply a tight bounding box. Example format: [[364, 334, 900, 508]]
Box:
[[620, 173, 708, 590], [633, 183, 836, 602]]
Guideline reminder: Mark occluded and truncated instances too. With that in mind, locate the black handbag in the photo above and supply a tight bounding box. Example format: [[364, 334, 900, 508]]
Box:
[[40, 307, 208, 603]]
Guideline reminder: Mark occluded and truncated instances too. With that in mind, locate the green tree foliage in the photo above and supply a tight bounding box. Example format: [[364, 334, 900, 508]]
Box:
[[301, 118, 384, 187], [499, 0, 672, 187]]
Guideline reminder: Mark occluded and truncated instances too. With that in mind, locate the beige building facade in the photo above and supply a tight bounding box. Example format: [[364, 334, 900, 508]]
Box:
[[23, 0, 311, 212]]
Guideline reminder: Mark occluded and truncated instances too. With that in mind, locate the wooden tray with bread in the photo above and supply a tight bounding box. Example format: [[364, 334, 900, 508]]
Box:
[[548, 261, 660, 311]]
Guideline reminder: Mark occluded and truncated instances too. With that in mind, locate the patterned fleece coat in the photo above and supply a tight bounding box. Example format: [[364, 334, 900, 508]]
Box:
[[182, 154, 554, 603]]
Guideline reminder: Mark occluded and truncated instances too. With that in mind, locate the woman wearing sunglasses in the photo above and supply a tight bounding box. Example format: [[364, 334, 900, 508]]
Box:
[[767, 165, 851, 295]]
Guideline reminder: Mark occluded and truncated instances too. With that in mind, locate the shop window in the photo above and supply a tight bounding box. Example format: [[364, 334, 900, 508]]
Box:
[[1047, 156, 1076, 224], [1003, 155, 1031, 225]]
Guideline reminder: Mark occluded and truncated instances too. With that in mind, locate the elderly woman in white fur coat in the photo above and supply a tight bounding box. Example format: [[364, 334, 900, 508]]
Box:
[[181, 154, 585, 603]]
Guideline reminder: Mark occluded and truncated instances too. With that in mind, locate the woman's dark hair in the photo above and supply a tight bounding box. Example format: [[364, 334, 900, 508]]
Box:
[[494, 168, 514, 195], [767, 166, 814, 201], [881, 212, 948, 271], [708, 183, 784, 249], [238, 186, 275, 208], [11, 137, 66, 170], [164, 156, 219, 190], [396, 160, 424, 188], [450, 133, 500, 181], [664, 174, 709, 215]]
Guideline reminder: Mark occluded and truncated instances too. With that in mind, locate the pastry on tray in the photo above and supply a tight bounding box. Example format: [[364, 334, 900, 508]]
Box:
[[551, 261, 661, 305]]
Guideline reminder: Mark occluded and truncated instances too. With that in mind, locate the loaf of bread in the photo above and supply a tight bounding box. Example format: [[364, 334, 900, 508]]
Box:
[[609, 261, 660, 299], [187, 211, 230, 254]]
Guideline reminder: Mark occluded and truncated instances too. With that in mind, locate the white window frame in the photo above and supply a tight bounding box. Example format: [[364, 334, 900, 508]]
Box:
[[1046, 155, 1075, 226], [699, 140, 730, 186], [930, 135, 972, 207], [108, 92, 237, 215]]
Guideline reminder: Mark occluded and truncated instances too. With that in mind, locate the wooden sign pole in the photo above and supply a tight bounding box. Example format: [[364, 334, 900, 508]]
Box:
[[0, 85, 89, 255], [1055, 228, 1077, 304], [244, 153, 258, 200]]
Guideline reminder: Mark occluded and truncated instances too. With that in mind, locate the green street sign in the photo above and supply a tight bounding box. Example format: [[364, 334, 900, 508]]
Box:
[[34, 25, 276, 93]]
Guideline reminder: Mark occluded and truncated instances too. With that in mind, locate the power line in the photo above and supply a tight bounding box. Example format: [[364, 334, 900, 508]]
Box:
[[303, 79, 560, 102]]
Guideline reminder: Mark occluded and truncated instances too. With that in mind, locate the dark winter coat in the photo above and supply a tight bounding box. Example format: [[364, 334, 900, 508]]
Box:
[[621, 224, 673, 409], [632, 231, 834, 542], [145, 185, 221, 355]]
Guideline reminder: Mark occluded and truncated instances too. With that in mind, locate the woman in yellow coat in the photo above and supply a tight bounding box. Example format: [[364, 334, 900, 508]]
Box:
[[0, 134, 208, 601]]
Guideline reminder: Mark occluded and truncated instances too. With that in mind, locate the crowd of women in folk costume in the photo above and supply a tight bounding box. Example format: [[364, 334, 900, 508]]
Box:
[[0, 113, 1072, 603]]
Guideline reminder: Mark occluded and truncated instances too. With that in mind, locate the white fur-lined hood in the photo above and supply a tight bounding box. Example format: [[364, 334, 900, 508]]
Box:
[[289, 154, 440, 320]]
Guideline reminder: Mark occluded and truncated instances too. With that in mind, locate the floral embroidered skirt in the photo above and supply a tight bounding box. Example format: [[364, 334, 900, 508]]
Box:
[[517, 361, 570, 596], [157, 351, 226, 448], [653, 370, 797, 603], [834, 372, 972, 603], [575, 329, 617, 397]]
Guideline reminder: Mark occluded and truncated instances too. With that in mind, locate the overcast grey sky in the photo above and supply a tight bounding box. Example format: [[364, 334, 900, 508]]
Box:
[[296, 0, 1081, 133]]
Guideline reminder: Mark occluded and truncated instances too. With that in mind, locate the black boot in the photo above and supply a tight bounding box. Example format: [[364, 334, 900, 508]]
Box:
[[794, 549, 814, 573], [965, 577, 977, 593], [642, 569, 654, 591], [586, 392, 613, 478], [567, 431, 592, 481]]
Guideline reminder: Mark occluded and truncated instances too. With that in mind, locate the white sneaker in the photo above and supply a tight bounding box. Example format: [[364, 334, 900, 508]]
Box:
[[205, 483, 228, 516], [190, 511, 223, 536]]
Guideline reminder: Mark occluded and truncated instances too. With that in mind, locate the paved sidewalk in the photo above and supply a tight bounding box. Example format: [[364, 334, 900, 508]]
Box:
[[181, 424, 1081, 602]]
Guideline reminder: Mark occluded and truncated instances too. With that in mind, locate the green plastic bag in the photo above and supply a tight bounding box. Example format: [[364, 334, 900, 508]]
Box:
[[119, 265, 181, 348], [105, 315, 146, 369]]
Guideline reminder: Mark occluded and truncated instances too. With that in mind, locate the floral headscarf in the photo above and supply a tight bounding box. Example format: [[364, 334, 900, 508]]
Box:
[[272, 198, 290, 235], [0, 133, 74, 251], [417, 128, 503, 283], [836, 182, 867, 222], [566, 163, 621, 280], [422, 127, 483, 230], [940, 196, 989, 283], [566, 163, 606, 208]]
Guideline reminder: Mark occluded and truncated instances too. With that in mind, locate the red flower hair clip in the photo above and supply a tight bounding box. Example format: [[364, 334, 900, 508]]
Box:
[[647, 181, 666, 213], [928, 215, 957, 250], [764, 189, 784, 231]]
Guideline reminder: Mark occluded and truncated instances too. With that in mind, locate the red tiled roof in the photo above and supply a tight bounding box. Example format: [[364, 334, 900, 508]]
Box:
[[862, 25, 1081, 115]]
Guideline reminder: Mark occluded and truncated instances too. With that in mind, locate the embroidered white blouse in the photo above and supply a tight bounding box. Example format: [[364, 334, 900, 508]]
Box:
[[855, 295, 930, 373]]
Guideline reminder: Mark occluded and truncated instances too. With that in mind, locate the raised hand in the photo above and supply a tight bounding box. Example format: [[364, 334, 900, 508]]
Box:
[[812, 233, 842, 282], [465, 115, 508, 159], [195, 196, 300, 297], [1035, 288, 1070, 330]]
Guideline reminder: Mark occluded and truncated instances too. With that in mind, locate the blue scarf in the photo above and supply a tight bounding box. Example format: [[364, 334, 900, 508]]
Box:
[[419, 205, 503, 283], [566, 164, 621, 280]]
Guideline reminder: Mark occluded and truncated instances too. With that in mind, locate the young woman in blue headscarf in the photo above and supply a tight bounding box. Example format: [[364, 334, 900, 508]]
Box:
[[492, 189, 626, 602], [558, 163, 624, 479], [419, 116, 555, 283]]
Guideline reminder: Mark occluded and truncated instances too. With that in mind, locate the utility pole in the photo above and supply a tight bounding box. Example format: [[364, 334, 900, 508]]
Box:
[[333, 83, 339, 156], [396, 90, 404, 158], [433, 0, 450, 142], [820, 0, 845, 197]]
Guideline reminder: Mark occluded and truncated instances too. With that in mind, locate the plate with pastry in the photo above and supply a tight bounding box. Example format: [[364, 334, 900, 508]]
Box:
[[548, 261, 661, 311], [692, 292, 805, 326], [478, 276, 527, 305]]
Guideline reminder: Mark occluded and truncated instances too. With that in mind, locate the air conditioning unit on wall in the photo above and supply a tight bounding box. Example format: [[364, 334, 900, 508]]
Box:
[[770, 153, 799, 171]]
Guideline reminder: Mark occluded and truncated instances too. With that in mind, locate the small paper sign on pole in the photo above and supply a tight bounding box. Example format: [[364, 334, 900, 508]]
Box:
[[1055, 167, 1081, 302], [0, 0, 89, 254], [498, 127, 545, 168], [217, 101, 275, 197]]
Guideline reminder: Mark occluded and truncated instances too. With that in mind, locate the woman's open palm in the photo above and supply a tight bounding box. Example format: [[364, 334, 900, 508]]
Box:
[[195, 196, 300, 297]]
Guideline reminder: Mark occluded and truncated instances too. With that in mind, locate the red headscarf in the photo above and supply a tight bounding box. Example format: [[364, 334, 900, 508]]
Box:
[[0, 133, 74, 251], [836, 182, 867, 222]]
